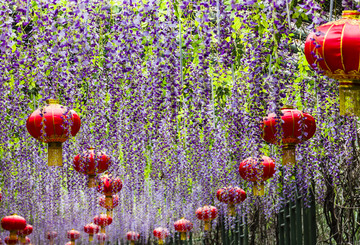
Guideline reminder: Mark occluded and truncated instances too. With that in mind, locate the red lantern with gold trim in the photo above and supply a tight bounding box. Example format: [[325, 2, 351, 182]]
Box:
[[46, 231, 57, 245], [305, 10, 360, 116], [84, 223, 99, 242], [26, 99, 81, 166], [96, 174, 122, 208], [4, 236, 17, 245], [99, 194, 119, 217], [153, 227, 169, 245], [216, 186, 246, 216], [174, 218, 193, 241], [73, 148, 111, 188], [17, 224, 33, 244], [239, 156, 275, 196], [126, 231, 140, 245], [94, 214, 113, 233], [67, 229, 80, 245], [96, 233, 107, 245], [261, 106, 316, 165], [1, 214, 27, 239], [195, 205, 218, 231]]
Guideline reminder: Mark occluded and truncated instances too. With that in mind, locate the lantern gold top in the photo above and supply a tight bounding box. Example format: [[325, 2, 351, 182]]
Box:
[[89, 147, 95, 150], [46, 99, 59, 104], [342, 10, 360, 19], [281, 105, 294, 110]]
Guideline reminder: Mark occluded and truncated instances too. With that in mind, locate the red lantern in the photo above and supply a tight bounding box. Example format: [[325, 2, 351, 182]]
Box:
[[46, 231, 57, 245], [216, 186, 246, 216], [4, 237, 17, 245], [261, 106, 316, 166], [26, 99, 81, 166], [84, 223, 99, 242], [96, 233, 107, 245], [195, 205, 218, 231], [73, 148, 111, 188], [96, 174, 122, 207], [0, 191, 2, 202], [174, 218, 193, 241], [67, 229, 80, 245], [1, 214, 27, 239], [239, 156, 275, 196], [153, 227, 169, 245], [99, 194, 119, 217], [304, 10, 360, 116], [17, 224, 33, 244], [94, 214, 113, 233], [126, 231, 140, 245]]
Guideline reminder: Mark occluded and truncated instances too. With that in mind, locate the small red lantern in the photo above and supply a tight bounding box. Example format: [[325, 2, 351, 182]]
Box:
[[4, 237, 17, 245], [239, 156, 275, 196], [216, 186, 246, 216], [96, 174, 122, 207], [84, 223, 99, 242], [195, 205, 218, 231], [67, 229, 80, 245], [26, 99, 81, 166], [305, 10, 360, 116], [153, 227, 169, 245], [99, 194, 119, 217], [1, 214, 27, 239], [174, 218, 193, 241], [46, 231, 57, 245], [0, 191, 2, 202], [73, 148, 111, 188], [261, 106, 316, 166], [126, 231, 140, 245], [96, 233, 107, 245], [94, 214, 113, 233], [17, 224, 33, 244]]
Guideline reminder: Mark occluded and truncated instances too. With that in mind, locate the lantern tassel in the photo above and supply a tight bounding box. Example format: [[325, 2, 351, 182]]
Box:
[[9, 231, 17, 240], [180, 232, 186, 240], [204, 220, 211, 231], [339, 80, 360, 116], [101, 226, 106, 233], [105, 195, 113, 207], [106, 209, 113, 217], [48, 142, 63, 167], [89, 234, 93, 242], [228, 204, 235, 216], [88, 174, 96, 188], [20, 235, 26, 243], [131, 241, 135, 245], [282, 144, 296, 166], [158, 238, 164, 245], [253, 182, 264, 196]]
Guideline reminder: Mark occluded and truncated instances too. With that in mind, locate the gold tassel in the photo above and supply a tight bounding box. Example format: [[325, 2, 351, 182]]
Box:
[[101, 226, 106, 233], [339, 80, 360, 116], [20, 235, 26, 243], [158, 238, 164, 245], [228, 204, 235, 216], [282, 144, 296, 166], [9, 231, 17, 240], [253, 182, 264, 196], [106, 209, 113, 217], [105, 195, 113, 207], [88, 175, 96, 188], [180, 232, 186, 240], [131, 241, 135, 245], [89, 234, 93, 242], [204, 220, 211, 231], [48, 142, 63, 167]]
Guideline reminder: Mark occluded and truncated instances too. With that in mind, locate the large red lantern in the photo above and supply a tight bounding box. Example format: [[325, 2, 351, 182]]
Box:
[[261, 106, 316, 166], [84, 223, 99, 242], [174, 218, 193, 241], [26, 99, 81, 166], [96, 174, 122, 207], [153, 227, 169, 245], [195, 205, 218, 231], [239, 156, 275, 196], [73, 148, 111, 188], [126, 231, 140, 245], [17, 224, 33, 244], [1, 214, 27, 239], [94, 214, 113, 233], [4, 237, 17, 245], [67, 229, 80, 245], [99, 194, 119, 216], [216, 186, 246, 216], [46, 231, 57, 245], [305, 10, 360, 116]]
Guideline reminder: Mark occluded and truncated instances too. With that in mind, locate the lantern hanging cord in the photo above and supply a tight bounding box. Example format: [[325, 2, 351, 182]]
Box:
[[26, 0, 30, 22], [285, 0, 291, 29], [329, 0, 334, 21]]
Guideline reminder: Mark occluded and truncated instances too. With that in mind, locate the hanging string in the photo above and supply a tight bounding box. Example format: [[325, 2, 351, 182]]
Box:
[[26, 0, 30, 22], [285, 0, 291, 29], [329, 0, 334, 21]]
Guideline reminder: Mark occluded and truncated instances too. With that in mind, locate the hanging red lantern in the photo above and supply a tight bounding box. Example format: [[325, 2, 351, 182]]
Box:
[[73, 148, 111, 188], [216, 186, 246, 216], [174, 218, 193, 241], [96, 233, 107, 245], [195, 205, 218, 231], [1, 214, 27, 239], [46, 231, 57, 245], [94, 214, 113, 233], [239, 156, 275, 196], [26, 99, 81, 167], [261, 106, 316, 166], [96, 174, 122, 207], [84, 223, 99, 242], [153, 227, 169, 245], [126, 231, 140, 245], [99, 194, 119, 217], [67, 229, 80, 245], [17, 224, 33, 244], [4, 237, 17, 245], [304, 10, 360, 116]]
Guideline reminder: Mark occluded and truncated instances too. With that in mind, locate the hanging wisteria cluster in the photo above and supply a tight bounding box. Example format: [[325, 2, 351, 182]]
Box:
[[1, 0, 360, 243]]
